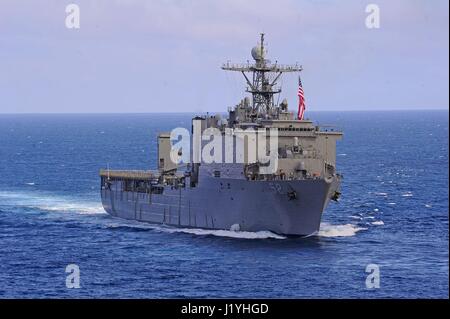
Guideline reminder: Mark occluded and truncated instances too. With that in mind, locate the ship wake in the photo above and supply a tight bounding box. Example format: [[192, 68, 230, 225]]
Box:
[[163, 227, 287, 240], [0, 191, 105, 215]]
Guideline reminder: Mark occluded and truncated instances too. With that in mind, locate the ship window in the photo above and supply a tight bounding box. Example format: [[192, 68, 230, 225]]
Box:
[[213, 170, 221, 178]]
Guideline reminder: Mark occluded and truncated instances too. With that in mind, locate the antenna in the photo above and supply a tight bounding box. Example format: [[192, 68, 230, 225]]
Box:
[[221, 34, 302, 119], [260, 33, 265, 61]]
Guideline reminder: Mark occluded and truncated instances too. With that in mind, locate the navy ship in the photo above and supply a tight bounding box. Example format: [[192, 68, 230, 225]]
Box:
[[100, 34, 343, 236]]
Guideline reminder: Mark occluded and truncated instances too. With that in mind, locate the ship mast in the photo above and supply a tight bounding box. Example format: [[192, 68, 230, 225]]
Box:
[[222, 33, 302, 120]]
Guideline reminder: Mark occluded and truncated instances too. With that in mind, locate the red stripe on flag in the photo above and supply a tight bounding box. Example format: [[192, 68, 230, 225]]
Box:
[[297, 77, 306, 120]]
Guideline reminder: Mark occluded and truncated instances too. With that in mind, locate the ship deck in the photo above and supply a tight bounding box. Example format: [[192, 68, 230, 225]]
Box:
[[99, 169, 185, 181], [99, 170, 159, 180]]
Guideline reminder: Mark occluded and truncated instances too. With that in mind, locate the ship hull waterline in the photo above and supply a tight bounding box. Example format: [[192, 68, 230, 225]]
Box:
[[101, 176, 341, 237]]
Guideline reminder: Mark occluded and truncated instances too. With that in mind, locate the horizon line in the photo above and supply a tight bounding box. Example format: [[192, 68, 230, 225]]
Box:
[[0, 108, 448, 115]]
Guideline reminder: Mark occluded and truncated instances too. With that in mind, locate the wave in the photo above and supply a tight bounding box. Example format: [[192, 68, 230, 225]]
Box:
[[107, 221, 369, 240], [106, 217, 371, 239], [0, 190, 105, 215], [37, 202, 105, 215], [164, 227, 287, 240], [402, 192, 413, 197], [106, 221, 286, 239], [317, 223, 367, 238]]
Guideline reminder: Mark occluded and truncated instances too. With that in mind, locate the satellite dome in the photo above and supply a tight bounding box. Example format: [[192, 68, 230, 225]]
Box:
[[251, 46, 264, 61]]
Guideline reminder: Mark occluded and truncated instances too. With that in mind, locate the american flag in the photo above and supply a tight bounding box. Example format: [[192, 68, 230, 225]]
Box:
[[297, 76, 306, 120]]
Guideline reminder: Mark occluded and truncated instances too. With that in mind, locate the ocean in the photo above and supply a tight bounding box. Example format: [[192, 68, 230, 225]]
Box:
[[0, 111, 448, 298]]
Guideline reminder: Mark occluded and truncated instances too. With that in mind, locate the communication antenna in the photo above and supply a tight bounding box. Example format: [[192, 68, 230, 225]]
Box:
[[221, 33, 303, 119]]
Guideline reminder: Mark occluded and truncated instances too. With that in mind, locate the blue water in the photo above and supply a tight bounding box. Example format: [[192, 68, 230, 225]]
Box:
[[0, 111, 448, 298]]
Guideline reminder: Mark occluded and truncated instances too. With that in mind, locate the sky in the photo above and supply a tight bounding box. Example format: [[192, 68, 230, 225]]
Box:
[[0, 0, 448, 113]]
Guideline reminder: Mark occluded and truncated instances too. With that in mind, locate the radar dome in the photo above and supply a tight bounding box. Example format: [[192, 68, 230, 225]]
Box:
[[251, 46, 264, 61]]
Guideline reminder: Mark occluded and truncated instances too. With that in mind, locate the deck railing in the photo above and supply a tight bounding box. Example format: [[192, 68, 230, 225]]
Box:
[[99, 169, 157, 180]]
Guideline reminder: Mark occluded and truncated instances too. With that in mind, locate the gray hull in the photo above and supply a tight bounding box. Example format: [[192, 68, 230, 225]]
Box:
[[101, 176, 340, 236]]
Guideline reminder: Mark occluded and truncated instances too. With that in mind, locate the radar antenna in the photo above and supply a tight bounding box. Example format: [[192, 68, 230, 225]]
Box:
[[222, 33, 302, 120]]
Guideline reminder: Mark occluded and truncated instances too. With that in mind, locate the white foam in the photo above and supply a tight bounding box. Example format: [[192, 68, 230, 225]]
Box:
[[105, 221, 286, 239], [0, 190, 105, 215], [0, 191, 30, 199], [37, 203, 105, 215], [425, 204, 432, 208], [371, 221, 384, 226], [402, 192, 413, 197], [164, 227, 287, 240], [374, 192, 388, 196], [25, 182, 35, 186], [318, 223, 366, 238]]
